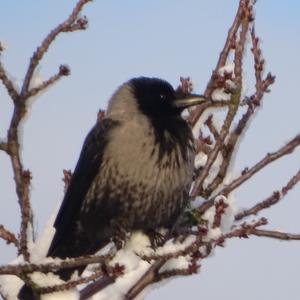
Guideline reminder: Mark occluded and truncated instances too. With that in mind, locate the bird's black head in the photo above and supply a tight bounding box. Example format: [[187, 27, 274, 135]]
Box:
[[130, 77, 208, 118]]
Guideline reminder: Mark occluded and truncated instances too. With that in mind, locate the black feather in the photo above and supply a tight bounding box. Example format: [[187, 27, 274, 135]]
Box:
[[48, 118, 119, 257]]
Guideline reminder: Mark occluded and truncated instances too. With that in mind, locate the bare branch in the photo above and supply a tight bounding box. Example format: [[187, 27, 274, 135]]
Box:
[[0, 141, 8, 153], [0, 225, 18, 247], [25, 65, 70, 99], [212, 198, 228, 228], [191, 2, 252, 197], [20, 0, 92, 98], [188, 0, 246, 126], [0, 60, 19, 103], [197, 134, 300, 215], [252, 229, 300, 241], [0, 0, 92, 263], [235, 169, 300, 220], [221, 134, 300, 197], [216, 217, 268, 245]]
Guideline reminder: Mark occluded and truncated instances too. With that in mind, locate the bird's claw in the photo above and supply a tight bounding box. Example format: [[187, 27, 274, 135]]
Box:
[[111, 220, 128, 250], [147, 230, 166, 249]]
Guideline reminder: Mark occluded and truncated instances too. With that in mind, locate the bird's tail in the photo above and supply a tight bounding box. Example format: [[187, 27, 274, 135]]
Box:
[[18, 285, 35, 300], [18, 229, 109, 299]]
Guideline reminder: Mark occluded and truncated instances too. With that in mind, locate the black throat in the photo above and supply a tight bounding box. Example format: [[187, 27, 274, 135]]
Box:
[[151, 116, 194, 164]]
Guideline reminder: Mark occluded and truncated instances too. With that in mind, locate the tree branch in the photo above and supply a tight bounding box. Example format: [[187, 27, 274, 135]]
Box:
[[191, 1, 253, 197], [0, 253, 112, 276], [188, 0, 246, 126], [197, 134, 300, 215], [252, 229, 300, 241], [0, 58, 19, 103], [0, 225, 18, 247], [221, 135, 300, 197], [20, 0, 92, 98], [0, 0, 92, 262], [25, 65, 70, 99], [124, 260, 166, 300], [235, 169, 300, 220]]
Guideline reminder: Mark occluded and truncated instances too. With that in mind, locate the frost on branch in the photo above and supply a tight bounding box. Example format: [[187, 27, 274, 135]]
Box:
[[1, 0, 300, 300]]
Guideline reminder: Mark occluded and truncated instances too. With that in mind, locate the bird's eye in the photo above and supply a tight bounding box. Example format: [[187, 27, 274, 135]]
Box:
[[159, 94, 166, 100]]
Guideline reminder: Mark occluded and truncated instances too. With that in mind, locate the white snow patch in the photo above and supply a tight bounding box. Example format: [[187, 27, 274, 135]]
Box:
[[90, 232, 151, 300], [194, 152, 207, 169], [28, 272, 79, 300], [192, 107, 216, 138], [154, 235, 196, 256], [218, 63, 235, 76], [220, 194, 239, 232], [211, 88, 231, 101], [0, 275, 23, 300], [29, 71, 43, 90], [203, 152, 223, 188], [202, 205, 216, 228], [160, 256, 190, 273], [190, 196, 206, 209], [29, 211, 56, 263]]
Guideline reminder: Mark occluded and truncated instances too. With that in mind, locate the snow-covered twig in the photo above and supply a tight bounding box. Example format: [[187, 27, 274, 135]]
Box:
[[0, 254, 113, 276], [188, 0, 248, 126], [191, 0, 254, 197]]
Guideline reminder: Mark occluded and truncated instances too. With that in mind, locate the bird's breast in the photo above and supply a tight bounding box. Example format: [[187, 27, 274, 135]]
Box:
[[84, 116, 195, 229]]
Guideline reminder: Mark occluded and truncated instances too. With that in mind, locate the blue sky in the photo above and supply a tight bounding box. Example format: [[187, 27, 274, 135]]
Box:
[[0, 1, 300, 299]]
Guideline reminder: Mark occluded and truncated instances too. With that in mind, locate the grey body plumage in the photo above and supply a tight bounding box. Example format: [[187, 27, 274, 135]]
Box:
[[18, 77, 208, 299]]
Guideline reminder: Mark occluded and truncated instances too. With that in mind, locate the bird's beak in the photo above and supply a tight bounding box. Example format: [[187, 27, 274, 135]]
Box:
[[172, 94, 209, 109]]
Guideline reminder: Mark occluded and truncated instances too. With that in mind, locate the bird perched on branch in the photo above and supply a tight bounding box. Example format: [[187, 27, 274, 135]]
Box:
[[18, 77, 209, 299]]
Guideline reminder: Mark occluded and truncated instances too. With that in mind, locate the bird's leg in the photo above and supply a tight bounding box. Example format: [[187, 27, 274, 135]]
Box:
[[146, 229, 166, 249], [169, 213, 193, 243], [110, 219, 129, 250]]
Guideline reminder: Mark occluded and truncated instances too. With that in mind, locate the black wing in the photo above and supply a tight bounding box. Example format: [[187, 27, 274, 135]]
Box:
[[48, 118, 118, 256]]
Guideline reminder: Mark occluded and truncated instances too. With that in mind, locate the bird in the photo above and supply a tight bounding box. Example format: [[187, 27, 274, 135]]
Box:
[[18, 77, 209, 299]]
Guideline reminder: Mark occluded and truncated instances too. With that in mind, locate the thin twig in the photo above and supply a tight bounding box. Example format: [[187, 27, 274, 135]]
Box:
[[216, 217, 268, 245], [20, 0, 92, 98], [221, 134, 300, 196], [0, 60, 19, 103], [188, 0, 246, 126], [0, 141, 8, 153], [38, 270, 104, 295], [197, 134, 300, 214], [235, 169, 300, 220], [192, 3, 251, 197], [0, 225, 18, 247], [1, 0, 92, 262], [25, 65, 70, 99], [252, 229, 300, 240], [203, 24, 275, 196]]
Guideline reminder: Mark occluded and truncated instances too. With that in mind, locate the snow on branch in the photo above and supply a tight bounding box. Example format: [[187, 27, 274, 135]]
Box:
[[1, 0, 300, 299]]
